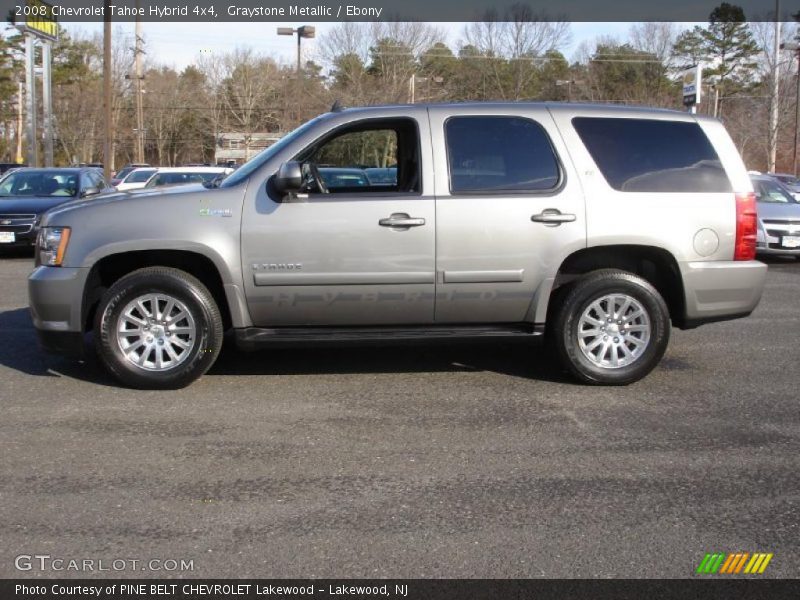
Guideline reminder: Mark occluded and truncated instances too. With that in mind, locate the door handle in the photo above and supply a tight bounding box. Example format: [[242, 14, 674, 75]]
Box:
[[531, 209, 576, 226], [379, 213, 426, 228]]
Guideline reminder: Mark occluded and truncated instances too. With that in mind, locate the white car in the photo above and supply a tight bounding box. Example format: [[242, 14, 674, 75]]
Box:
[[143, 167, 234, 189], [115, 168, 158, 191]]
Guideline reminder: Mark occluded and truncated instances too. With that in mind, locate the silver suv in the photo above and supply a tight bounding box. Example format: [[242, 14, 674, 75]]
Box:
[[28, 103, 767, 389]]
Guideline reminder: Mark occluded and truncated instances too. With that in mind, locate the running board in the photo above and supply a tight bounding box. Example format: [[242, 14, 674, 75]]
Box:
[[235, 323, 544, 350]]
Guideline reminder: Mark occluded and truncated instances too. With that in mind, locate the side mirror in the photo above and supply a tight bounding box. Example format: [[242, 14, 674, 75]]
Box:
[[81, 186, 100, 198], [273, 161, 303, 195]]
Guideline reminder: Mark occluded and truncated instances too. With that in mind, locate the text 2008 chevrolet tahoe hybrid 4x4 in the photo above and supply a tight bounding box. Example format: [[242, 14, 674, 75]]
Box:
[[28, 103, 767, 389]]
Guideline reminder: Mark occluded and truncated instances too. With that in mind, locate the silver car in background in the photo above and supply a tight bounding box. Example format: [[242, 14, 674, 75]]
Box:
[[114, 168, 158, 191], [751, 174, 800, 259], [769, 172, 800, 200]]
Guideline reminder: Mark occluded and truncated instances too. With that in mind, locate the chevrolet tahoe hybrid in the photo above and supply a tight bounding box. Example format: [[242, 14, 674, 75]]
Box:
[[28, 103, 767, 389]]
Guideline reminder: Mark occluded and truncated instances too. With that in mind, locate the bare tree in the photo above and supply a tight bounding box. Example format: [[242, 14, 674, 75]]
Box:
[[320, 21, 445, 105], [628, 22, 679, 67], [749, 20, 798, 169], [462, 7, 571, 99]]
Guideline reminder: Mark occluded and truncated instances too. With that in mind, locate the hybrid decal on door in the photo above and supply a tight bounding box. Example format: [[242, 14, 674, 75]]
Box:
[[198, 208, 232, 217], [251, 263, 303, 271]]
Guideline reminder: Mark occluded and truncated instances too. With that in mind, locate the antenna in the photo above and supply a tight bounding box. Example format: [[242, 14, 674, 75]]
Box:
[[331, 99, 345, 113]]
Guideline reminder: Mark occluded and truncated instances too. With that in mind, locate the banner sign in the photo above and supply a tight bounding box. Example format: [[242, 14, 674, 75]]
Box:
[[17, 0, 58, 41], [682, 64, 702, 108]]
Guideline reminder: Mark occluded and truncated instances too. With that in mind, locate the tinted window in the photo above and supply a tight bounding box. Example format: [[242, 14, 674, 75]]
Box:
[[572, 117, 731, 193], [445, 116, 560, 193]]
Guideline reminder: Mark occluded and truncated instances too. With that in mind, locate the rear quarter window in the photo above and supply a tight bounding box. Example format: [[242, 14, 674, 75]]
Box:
[[572, 117, 732, 193]]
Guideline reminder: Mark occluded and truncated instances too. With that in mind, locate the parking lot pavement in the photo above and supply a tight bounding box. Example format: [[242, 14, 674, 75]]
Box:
[[0, 254, 798, 579]]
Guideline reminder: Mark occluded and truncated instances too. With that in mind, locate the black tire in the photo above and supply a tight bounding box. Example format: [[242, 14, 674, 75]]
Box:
[[94, 267, 223, 389], [552, 269, 670, 385]]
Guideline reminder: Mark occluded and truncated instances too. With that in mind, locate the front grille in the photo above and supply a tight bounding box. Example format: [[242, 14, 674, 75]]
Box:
[[0, 214, 36, 234], [762, 219, 800, 226], [766, 229, 800, 238]]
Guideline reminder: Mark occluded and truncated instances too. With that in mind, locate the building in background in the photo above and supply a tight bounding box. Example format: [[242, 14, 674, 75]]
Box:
[[214, 133, 284, 166]]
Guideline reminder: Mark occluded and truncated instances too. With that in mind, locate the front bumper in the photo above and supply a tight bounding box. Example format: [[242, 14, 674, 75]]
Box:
[[28, 265, 90, 358], [36, 329, 85, 359], [0, 229, 36, 247], [679, 260, 767, 327], [757, 223, 800, 255], [756, 245, 800, 257]]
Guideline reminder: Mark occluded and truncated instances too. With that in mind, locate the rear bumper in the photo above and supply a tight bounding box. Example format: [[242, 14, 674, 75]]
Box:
[[28, 265, 89, 357], [679, 260, 767, 327]]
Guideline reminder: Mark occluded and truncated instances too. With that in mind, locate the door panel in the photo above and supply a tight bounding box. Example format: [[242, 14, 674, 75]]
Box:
[[428, 106, 587, 323], [241, 111, 436, 326]]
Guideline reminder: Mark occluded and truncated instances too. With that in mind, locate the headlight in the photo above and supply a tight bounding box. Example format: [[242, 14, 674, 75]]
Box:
[[37, 226, 71, 266]]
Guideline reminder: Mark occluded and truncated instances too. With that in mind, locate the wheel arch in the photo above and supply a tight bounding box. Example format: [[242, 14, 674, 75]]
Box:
[[543, 244, 686, 328], [82, 248, 246, 333]]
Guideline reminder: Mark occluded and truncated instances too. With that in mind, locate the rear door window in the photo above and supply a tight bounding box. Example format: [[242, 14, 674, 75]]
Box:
[[445, 116, 561, 193], [572, 117, 732, 193]]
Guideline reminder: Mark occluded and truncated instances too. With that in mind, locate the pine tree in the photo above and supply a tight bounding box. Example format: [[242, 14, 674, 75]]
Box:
[[672, 3, 760, 115]]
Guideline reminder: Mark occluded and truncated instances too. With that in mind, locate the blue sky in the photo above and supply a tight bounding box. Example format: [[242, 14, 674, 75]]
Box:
[[60, 21, 643, 71]]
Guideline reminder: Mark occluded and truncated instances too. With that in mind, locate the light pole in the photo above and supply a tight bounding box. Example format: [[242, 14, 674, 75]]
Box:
[[277, 25, 315, 74], [768, 0, 781, 173], [103, 0, 113, 180], [781, 41, 800, 175], [555, 79, 583, 102]]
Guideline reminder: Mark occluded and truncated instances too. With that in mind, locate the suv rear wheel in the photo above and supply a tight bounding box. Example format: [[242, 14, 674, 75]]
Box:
[[94, 267, 223, 389], [552, 269, 670, 385]]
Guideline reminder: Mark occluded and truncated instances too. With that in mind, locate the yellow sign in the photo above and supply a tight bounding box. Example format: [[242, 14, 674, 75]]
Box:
[[23, 0, 58, 41]]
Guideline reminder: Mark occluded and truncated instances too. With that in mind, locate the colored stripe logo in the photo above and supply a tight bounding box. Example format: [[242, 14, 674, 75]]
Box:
[[696, 552, 773, 574]]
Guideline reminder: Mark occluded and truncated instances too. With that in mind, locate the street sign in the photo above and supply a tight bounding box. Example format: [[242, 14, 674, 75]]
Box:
[[19, 0, 58, 41], [682, 65, 702, 108]]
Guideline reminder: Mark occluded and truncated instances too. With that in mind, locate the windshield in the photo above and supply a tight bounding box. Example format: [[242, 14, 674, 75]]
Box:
[[755, 179, 799, 204], [114, 167, 133, 180], [0, 170, 78, 198], [219, 116, 326, 188], [126, 169, 157, 183], [774, 174, 800, 187]]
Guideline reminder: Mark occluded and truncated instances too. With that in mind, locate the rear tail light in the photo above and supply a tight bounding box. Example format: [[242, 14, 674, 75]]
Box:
[[734, 192, 757, 261]]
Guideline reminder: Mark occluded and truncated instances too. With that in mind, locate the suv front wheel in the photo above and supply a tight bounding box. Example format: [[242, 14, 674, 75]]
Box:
[[552, 269, 670, 385], [94, 267, 224, 389]]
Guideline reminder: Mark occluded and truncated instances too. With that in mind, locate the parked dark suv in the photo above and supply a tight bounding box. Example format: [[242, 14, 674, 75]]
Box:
[[0, 168, 114, 249]]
